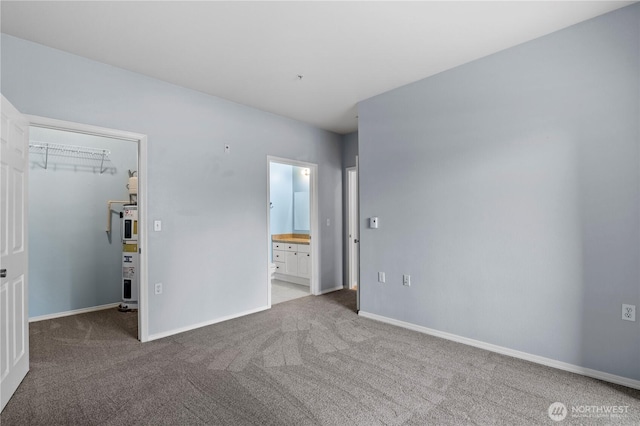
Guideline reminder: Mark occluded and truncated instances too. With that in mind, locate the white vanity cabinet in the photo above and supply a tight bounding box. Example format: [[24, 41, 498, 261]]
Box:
[[273, 242, 311, 283]]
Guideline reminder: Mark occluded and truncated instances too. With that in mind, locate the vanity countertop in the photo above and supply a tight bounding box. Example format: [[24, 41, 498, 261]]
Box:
[[272, 233, 311, 245]]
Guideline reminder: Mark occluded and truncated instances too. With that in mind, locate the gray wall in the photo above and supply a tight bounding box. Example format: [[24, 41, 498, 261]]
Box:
[[341, 131, 359, 288], [2, 34, 343, 337], [29, 127, 137, 317], [341, 132, 358, 170], [357, 5, 640, 381]]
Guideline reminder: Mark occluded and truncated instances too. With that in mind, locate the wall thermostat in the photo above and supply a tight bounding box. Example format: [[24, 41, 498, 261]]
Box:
[[370, 217, 379, 229]]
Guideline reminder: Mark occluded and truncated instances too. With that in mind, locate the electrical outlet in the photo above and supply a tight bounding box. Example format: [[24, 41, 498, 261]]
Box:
[[403, 274, 411, 287], [155, 283, 163, 295], [622, 304, 636, 321], [378, 272, 385, 283]]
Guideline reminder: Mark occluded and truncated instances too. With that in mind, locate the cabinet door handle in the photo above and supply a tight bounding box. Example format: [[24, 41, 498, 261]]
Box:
[[307, 254, 310, 257]]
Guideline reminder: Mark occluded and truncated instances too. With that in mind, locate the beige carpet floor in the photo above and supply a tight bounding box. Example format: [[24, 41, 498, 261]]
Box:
[[1, 290, 639, 425]]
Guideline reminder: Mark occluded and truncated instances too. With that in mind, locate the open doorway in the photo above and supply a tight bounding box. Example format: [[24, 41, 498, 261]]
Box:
[[266, 156, 319, 306], [26, 116, 148, 341]]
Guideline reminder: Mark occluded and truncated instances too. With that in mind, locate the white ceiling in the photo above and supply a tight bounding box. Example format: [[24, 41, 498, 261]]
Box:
[[1, 1, 634, 134]]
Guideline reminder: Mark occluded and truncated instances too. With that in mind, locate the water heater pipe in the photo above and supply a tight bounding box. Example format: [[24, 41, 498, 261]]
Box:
[[106, 200, 131, 233]]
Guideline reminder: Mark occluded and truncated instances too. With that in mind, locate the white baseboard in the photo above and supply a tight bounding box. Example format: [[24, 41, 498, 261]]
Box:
[[358, 310, 640, 391], [29, 302, 120, 323], [318, 285, 344, 295], [147, 305, 270, 342]]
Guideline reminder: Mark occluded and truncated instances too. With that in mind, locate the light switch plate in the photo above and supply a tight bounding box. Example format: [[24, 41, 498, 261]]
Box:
[[403, 274, 411, 286], [154, 220, 162, 231]]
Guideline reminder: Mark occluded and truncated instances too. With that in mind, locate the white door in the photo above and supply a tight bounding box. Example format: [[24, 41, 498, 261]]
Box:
[[347, 167, 359, 291], [0, 95, 29, 411]]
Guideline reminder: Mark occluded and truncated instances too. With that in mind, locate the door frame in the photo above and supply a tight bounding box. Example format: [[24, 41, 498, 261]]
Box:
[[25, 115, 149, 342], [346, 166, 359, 291], [266, 156, 319, 306]]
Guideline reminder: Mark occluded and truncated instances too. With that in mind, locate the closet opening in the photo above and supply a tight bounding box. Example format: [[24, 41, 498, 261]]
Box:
[[26, 116, 148, 341]]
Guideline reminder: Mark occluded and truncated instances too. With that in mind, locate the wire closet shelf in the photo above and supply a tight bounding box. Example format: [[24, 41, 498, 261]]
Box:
[[29, 141, 111, 173]]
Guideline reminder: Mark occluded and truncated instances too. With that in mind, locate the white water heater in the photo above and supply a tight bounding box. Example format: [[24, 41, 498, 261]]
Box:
[[120, 204, 138, 311]]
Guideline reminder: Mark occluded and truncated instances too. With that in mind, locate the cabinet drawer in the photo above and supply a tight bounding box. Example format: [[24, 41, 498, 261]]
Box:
[[272, 242, 284, 251], [274, 262, 285, 273], [284, 244, 297, 252], [297, 244, 310, 253], [273, 250, 285, 262]]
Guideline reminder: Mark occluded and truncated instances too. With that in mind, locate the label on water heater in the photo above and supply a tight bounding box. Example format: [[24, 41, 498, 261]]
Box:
[[122, 206, 138, 242], [123, 267, 135, 279]]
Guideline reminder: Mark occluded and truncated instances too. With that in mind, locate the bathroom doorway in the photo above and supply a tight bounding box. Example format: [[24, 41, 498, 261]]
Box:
[[266, 156, 319, 306]]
